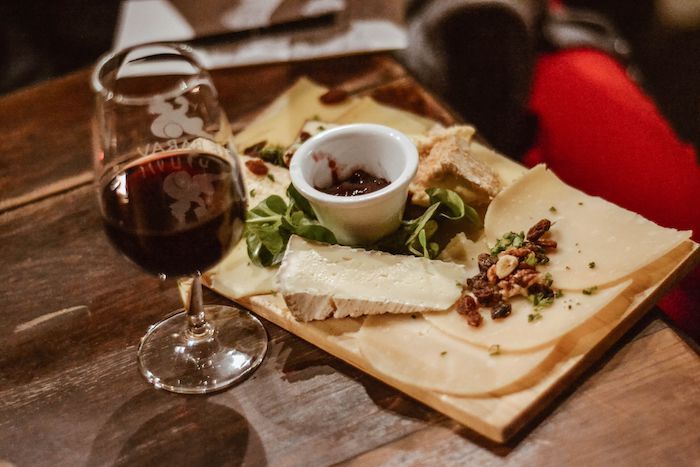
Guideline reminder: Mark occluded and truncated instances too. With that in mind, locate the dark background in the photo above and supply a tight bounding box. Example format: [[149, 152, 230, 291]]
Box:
[[0, 0, 698, 149]]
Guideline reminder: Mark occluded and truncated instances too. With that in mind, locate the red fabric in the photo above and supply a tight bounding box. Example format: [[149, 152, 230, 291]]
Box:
[[523, 49, 700, 341]]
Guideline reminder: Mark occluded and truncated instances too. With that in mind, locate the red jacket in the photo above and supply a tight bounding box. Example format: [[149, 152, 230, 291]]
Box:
[[524, 49, 700, 340]]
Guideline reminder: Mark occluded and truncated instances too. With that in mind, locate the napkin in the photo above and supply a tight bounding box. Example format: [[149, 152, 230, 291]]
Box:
[[114, 0, 407, 69]]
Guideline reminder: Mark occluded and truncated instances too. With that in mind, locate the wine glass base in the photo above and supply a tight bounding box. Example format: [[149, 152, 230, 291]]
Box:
[[137, 304, 267, 394]]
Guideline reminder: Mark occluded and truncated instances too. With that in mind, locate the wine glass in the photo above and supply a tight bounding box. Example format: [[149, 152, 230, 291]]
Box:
[[91, 43, 267, 394]]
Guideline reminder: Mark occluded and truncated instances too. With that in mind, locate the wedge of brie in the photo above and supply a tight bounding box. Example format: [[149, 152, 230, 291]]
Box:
[[276, 236, 468, 321]]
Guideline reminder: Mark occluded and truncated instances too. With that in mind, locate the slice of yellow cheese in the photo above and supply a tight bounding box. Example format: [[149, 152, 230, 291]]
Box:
[[357, 314, 554, 396], [424, 280, 631, 352], [207, 241, 277, 298], [233, 77, 362, 151], [238, 154, 291, 203], [334, 96, 436, 135], [484, 165, 691, 290], [205, 155, 289, 299]]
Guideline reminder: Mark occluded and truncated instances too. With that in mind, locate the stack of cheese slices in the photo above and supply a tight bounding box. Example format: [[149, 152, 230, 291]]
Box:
[[206, 77, 692, 397]]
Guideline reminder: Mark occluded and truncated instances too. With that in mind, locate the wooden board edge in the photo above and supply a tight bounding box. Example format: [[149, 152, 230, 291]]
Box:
[[499, 239, 700, 441], [233, 239, 698, 444]]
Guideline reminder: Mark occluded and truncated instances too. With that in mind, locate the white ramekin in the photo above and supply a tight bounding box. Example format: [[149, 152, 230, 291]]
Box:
[[289, 123, 418, 246]]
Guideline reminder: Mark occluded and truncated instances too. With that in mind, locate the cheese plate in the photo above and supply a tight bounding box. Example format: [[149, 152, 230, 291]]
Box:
[[204, 77, 699, 442]]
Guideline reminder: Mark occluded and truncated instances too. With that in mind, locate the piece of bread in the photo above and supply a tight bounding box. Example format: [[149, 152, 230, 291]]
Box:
[[409, 125, 502, 206]]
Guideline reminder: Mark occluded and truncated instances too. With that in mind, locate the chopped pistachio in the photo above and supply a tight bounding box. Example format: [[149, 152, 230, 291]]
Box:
[[528, 312, 542, 322], [525, 252, 538, 266], [583, 286, 598, 295], [544, 272, 553, 287]]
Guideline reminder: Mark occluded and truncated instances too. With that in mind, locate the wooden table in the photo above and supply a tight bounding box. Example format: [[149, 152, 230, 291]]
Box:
[[1, 54, 699, 466]]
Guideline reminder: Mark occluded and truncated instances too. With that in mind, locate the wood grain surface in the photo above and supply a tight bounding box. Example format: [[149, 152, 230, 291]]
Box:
[[1, 54, 698, 466]]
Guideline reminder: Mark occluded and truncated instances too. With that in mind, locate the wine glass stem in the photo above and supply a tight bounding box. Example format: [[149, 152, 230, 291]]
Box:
[[186, 274, 211, 338]]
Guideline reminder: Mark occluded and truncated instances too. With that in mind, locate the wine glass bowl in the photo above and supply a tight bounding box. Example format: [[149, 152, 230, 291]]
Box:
[[91, 43, 267, 394]]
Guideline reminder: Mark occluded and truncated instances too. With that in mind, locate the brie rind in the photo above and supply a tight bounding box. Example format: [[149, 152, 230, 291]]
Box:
[[276, 236, 468, 321]]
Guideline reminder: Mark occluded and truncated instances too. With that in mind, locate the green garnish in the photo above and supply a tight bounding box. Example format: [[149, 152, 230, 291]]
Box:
[[259, 145, 285, 166], [246, 185, 475, 265], [491, 231, 525, 255], [373, 188, 477, 259], [267, 173, 276, 182], [528, 292, 554, 310], [588, 261, 596, 269], [244, 185, 337, 267], [544, 272, 553, 287], [549, 206, 557, 213], [488, 344, 501, 356], [524, 252, 538, 266], [583, 286, 598, 295], [249, 188, 256, 198], [528, 312, 542, 322]]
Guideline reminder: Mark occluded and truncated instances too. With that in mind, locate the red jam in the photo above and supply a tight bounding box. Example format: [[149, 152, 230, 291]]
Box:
[[318, 169, 390, 196]]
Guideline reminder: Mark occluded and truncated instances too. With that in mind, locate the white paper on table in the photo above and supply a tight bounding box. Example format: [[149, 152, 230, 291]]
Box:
[[114, 0, 407, 69]]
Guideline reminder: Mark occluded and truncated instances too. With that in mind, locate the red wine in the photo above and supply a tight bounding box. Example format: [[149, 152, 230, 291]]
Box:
[[100, 151, 246, 276]]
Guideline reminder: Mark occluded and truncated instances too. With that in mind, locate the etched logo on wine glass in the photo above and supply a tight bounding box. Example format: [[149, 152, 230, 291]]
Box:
[[163, 169, 224, 224], [149, 96, 210, 139]]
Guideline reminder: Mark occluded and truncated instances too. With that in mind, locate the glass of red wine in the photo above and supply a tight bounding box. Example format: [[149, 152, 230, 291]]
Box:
[[91, 43, 267, 393]]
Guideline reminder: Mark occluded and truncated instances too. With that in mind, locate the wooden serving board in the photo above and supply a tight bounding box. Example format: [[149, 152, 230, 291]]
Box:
[[208, 77, 700, 443], [221, 240, 698, 442]]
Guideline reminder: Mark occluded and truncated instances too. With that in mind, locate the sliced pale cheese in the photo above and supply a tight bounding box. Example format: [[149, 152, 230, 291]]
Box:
[[484, 165, 691, 290], [282, 120, 338, 166], [176, 277, 194, 308], [239, 154, 291, 204], [206, 241, 276, 298], [424, 280, 631, 351], [334, 96, 436, 135], [469, 140, 527, 187], [437, 232, 483, 273], [357, 314, 554, 396], [203, 155, 288, 298], [234, 77, 360, 150], [276, 236, 468, 321]]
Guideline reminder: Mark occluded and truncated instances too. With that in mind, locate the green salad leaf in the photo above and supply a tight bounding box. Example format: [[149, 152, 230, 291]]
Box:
[[373, 187, 476, 259], [245, 184, 479, 266], [245, 191, 337, 267]]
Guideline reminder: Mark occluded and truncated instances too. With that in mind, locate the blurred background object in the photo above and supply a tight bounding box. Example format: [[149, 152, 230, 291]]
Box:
[[1, 0, 698, 338], [113, 0, 405, 69], [1, 0, 697, 151]]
